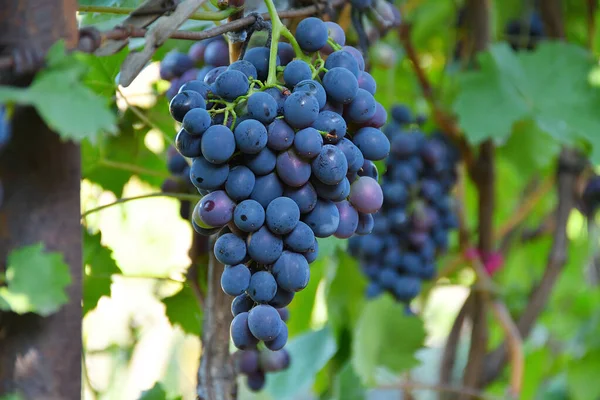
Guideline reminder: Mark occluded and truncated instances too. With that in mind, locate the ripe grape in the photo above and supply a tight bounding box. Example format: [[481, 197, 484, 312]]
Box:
[[221, 264, 252, 296], [295, 17, 328, 52]]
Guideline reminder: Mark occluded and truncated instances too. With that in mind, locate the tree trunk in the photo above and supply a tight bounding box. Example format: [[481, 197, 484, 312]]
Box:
[[0, 1, 81, 399]]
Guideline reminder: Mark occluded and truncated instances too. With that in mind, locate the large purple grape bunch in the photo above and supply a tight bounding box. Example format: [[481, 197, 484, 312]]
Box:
[[234, 308, 290, 391], [349, 105, 459, 304], [167, 17, 389, 362], [160, 36, 230, 100]]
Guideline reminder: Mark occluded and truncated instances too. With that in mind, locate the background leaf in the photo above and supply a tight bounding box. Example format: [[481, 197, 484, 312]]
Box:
[[0, 243, 71, 316], [162, 285, 203, 336]]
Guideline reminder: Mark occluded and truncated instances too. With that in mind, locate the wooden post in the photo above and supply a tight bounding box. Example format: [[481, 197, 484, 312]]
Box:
[[0, 1, 81, 398]]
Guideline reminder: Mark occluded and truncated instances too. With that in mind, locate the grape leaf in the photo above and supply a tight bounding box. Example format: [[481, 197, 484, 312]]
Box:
[[138, 382, 182, 400], [0, 42, 116, 143], [567, 350, 600, 400], [83, 230, 121, 315], [80, 49, 129, 97], [453, 42, 600, 161], [331, 362, 366, 400], [0, 243, 71, 316], [286, 257, 326, 337], [162, 285, 203, 336], [266, 326, 338, 399], [325, 249, 367, 335], [0, 394, 23, 400], [352, 295, 426, 385], [82, 109, 168, 196]]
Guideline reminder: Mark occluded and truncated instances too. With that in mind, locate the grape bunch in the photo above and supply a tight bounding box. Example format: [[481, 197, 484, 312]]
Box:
[[505, 12, 545, 52], [349, 105, 459, 304], [160, 36, 230, 100], [234, 308, 290, 391], [167, 17, 389, 356]]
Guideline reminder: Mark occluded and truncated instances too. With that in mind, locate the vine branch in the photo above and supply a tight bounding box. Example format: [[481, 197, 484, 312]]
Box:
[[81, 192, 202, 218], [78, 4, 240, 21]]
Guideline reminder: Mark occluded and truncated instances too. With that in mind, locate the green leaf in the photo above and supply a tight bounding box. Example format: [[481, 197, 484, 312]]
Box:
[[317, 236, 347, 260], [0, 243, 71, 316], [162, 285, 203, 336], [138, 382, 181, 400], [0, 394, 24, 400], [567, 350, 600, 400], [80, 49, 129, 97], [326, 249, 367, 336], [352, 295, 426, 385], [266, 326, 338, 399], [286, 257, 326, 337], [83, 230, 121, 315], [453, 42, 600, 160], [82, 110, 168, 196], [331, 362, 366, 400]]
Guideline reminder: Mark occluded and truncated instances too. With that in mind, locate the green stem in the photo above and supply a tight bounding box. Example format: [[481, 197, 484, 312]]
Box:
[[77, 5, 241, 21], [99, 159, 172, 178], [327, 38, 342, 52], [81, 192, 202, 218], [264, 0, 284, 86]]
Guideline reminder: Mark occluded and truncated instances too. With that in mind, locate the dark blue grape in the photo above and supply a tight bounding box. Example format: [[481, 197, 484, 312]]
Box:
[[349, 176, 384, 214], [228, 60, 258, 79], [302, 199, 340, 237], [284, 183, 318, 214], [284, 221, 315, 252], [345, 89, 376, 123], [201, 125, 236, 164], [357, 71, 377, 95], [391, 132, 421, 158], [196, 66, 213, 82], [272, 251, 310, 292], [246, 371, 266, 392], [190, 157, 229, 190], [243, 47, 280, 81], [303, 239, 319, 263], [204, 39, 230, 67], [364, 102, 387, 128], [295, 17, 328, 52], [226, 166, 256, 201], [322, 21, 346, 55], [324, 50, 359, 77], [312, 110, 347, 144], [248, 304, 282, 341], [266, 197, 300, 235], [322, 68, 358, 104], [250, 172, 284, 208], [160, 51, 194, 80], [341, 46, 365, 71], [247, 226, 283, 264], [215, 233, 247, 265], [247, 92, 278, 124], [312, 177, 350, 201], [182, 108, 211, 137], [383, 182, 408, 206], [391, 104, 413, 125], [323, 101, 344, 114], [260, 349, 290, 372], [284, 60, 313, 87], [360, 235, 385, 258], [293, 80, 326, 109], [234, 199, 266, 233], [167, 147, 188, 174], [244, 147, 277, 176], [390, 162, 417, 185], [221, 264, 252, 296], [170, 90, 206, 122], [334, 201, 359, 238], [264, 87, 288, 115], [235, 349, 260, 375], [358, 160, 379, 180], [265, 322, 288, 351], [283, 91, 320, 129], [269, 287, 295, 308], [234, 119, 268, 154], [294, 127, 323, 159], [267, 119, 294, 151], [214, 70, 250, 100], [247, 271, 277, 303], [277, 42, 295, 66], [179, 80, 212, 98], [337, 138, 364, 173], [276, 149, 312, 187], [196, 190, 235, 227], [351, 0, 373, 11], [232, 293, 255, 316], [392, 275, 422, 302], [366, 282, 384, 299], [231, 312, 259, 349], [355, 212, 374, 235], [312, 145, 348, 185], [203, 66, 228, 85], [278, 308, 291, 323], [353, 127, 390, 160]]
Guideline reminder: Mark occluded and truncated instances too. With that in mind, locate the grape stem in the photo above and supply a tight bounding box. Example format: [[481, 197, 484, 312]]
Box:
[[263, 0, 308, 86], [81, 192, 202, 218], [77, 5, 241, 21]]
